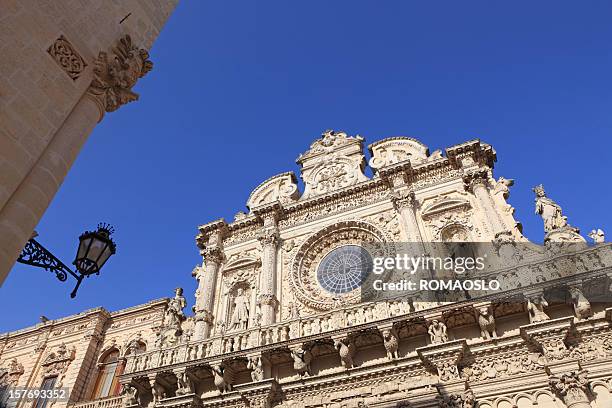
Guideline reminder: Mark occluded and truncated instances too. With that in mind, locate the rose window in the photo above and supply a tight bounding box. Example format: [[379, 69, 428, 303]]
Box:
[[316, 245, 372, 294]]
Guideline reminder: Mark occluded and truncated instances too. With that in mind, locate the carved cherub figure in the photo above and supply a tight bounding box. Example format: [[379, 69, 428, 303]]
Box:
[[247, 356, 264, 382]]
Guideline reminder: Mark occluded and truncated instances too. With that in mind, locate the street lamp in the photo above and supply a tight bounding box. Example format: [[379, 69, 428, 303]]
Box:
[[16, 223, 117, 298]]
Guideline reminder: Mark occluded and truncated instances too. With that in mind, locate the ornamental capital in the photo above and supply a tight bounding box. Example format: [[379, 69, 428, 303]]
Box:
[[86, 35, 152, 119], [390, 189, 416, 210], [194, 309, 214, 324], [258, 228, 280, 247], [202, 247, 225, 265], [462, 168, 489, 193], [549, 370, 591, 407], [258, 293, 279, 308]]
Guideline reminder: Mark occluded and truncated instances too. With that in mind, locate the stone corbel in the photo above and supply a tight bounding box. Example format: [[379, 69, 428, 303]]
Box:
[[417, 339, 467, 383], [252, 201, 284, 227], [520, 316, 575, 365], [288, 344, 313, 378], [237, 379, 279, 408], [119, 379, 147, 408], [86, 35, 153, 122]]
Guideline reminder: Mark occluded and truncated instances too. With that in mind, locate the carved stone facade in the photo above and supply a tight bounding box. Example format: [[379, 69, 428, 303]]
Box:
[[0, 0, 179, 284], [2, 131, 611, 408]]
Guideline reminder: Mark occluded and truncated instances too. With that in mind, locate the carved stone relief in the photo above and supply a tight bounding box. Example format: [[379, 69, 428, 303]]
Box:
[[47, 35, 87, 80]]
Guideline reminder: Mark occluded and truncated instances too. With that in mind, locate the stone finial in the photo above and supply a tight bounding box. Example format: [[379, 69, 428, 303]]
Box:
[[88, 35, 153, 115]]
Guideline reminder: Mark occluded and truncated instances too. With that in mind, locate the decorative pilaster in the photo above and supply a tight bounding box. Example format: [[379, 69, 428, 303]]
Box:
[[463, 168, 507, 237], [194, 220, 228, 340]]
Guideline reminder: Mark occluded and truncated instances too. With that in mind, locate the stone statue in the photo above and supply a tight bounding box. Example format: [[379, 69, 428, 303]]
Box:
[[381, 328, 399, 360], [533, 185, 568, 233], [175, 371, 193, 395], [493, 176, 514, 198], [569, 287, 593, 320], [288, 302, 301, 319], [120, 384, 138, 407], [334, 339, 355, 369], [211, 364, 233, 393], [247, 356, 264, 382], [588, 229, 605, 244], [477, 306, 497, 340], [290, 346, 312, 378], [164, 288, 186, 330], [527, 295, 549, 323], [428, 320, 448, 344], [229, 288, 250, 331]]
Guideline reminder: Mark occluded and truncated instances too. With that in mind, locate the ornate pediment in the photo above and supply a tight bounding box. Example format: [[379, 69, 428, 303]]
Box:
[[368, 137, 430, 170], [298, 130, 368, 199], [247, 172, 300, 211], [421, 197, 471, 219], [42, 343, 75, 376]]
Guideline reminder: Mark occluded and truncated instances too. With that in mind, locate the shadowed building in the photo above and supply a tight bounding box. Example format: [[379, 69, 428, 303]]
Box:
[[0, 0, 179, 284]]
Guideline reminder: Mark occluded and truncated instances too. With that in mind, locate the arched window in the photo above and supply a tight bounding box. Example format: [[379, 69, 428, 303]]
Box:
[[91, 350, 122, 399]]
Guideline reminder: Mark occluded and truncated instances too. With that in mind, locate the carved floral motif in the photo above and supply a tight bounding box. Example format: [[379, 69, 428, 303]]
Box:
[[88, 35, 152, 113], [47, 35, 87, 80]]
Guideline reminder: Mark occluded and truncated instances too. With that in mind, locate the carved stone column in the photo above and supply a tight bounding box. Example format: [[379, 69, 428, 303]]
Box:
[[194, 221, 227, 340], [254, 204, 282, 326], [463, 169, 506, 238], [193, 248, 223, 340], [548, 369, 592, 408], [0, 35, 152, 280], [391, 188, 424, 243]]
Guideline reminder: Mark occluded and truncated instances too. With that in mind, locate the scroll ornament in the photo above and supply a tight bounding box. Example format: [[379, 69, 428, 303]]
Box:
[[88, 35, 153, 114]]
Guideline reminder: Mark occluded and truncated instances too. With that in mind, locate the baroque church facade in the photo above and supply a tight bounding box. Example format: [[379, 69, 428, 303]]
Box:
[[1, 131, 611, 408]]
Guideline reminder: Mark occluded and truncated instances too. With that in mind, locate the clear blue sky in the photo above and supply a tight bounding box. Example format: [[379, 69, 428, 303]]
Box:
[[1, 1, 611, 332]]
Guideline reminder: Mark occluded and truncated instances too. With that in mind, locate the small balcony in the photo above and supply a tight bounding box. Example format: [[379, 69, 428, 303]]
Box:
[[69, 395, 123, 408]]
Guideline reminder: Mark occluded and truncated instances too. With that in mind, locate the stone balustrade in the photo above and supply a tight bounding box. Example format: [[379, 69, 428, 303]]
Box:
[[122, 244, 611, 379], [69, 395, 123, 408]]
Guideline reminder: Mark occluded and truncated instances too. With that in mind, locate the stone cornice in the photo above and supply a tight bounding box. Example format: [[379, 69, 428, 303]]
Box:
[[0, 298, 168, 341]]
